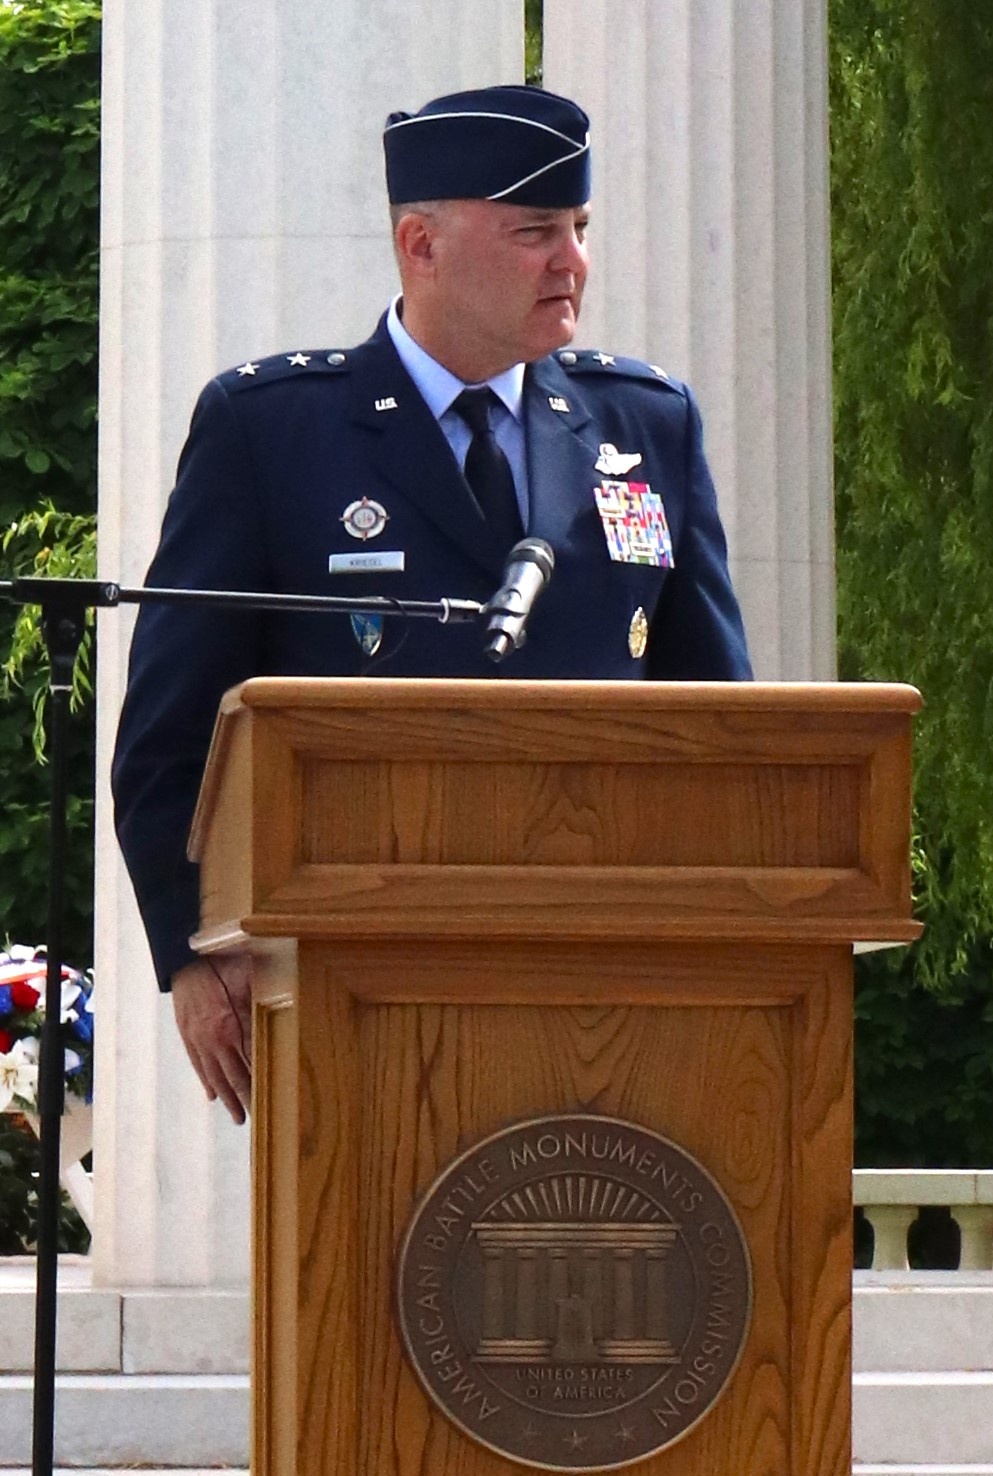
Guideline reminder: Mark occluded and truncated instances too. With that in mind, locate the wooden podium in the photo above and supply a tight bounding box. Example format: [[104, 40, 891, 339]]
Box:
[[189, 678, 920, 1476]]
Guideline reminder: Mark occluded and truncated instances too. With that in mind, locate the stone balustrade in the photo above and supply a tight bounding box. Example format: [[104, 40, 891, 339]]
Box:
[[855, 1169, 993, 1271], [39, 1151, 993, 1275]]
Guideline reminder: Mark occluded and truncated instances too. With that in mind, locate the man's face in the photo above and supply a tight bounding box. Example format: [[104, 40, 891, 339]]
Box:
[[406, 199, 590, 380]]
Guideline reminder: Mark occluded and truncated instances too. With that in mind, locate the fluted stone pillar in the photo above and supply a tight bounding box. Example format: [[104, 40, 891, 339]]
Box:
[[94, 0, 524, 1287], [544, 0, 835, 679]]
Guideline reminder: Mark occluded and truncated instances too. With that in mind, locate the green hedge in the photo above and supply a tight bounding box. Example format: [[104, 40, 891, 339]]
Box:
[[831, 0, 993, 1165], [0, 0, 100, 963], [831, 1, 993, 979]]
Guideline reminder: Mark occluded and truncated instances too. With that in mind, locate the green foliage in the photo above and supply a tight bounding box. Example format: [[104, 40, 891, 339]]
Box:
[[0, 0, 100, 526], [856, 946, 993, 1166], [2, 505, 96, 751], [832, 1, 993, 1163], [0, 0, 100, 967], [525, 0, 542, 85], [831, 1, 993, 980], [0, 1116, 89, 1254]]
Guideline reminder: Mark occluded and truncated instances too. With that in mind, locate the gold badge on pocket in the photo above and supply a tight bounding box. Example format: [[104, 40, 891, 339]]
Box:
[[628, 606, 649, 659]]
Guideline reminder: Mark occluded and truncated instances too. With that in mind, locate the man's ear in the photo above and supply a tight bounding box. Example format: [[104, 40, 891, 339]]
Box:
[[394, 211, 437, 279]]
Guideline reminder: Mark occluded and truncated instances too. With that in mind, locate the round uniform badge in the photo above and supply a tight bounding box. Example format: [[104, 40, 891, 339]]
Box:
[[628, 607, 648, 660], [395, 1113, 752, 1473], [341, 497, 389, 541]]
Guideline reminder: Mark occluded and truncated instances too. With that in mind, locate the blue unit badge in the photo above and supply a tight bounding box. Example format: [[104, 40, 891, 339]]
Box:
[[350, 612, 384, 657], [594, 479, 674, 568]]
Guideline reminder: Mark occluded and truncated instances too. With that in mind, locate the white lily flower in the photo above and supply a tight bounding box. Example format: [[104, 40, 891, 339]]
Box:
[[0, 1040, 39, 1112], [60, 981, 82, 1022]]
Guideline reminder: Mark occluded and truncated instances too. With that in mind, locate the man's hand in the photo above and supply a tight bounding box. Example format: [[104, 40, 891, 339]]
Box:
[[171, 955, 253, 1124]]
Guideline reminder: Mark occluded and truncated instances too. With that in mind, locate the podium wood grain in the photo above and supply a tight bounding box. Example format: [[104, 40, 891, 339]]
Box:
[[188, 680, 918, 1476]]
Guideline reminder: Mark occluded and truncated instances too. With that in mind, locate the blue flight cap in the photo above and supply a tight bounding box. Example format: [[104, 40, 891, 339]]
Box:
[[384, 85, 591, 208]]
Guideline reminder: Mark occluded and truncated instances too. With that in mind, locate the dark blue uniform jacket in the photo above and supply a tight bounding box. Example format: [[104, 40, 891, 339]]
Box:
[[112, 316, 751, 986]]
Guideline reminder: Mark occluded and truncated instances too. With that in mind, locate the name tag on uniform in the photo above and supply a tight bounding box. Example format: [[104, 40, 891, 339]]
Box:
[[594, 480, 674, 568], [329, 550, 406, 574]]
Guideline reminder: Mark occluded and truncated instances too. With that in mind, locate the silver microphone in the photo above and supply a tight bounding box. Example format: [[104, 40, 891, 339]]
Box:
[[482, 537, 555, 663]]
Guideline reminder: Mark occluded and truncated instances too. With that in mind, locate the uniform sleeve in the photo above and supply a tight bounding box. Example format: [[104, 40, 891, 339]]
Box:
[[111, 379, 270, 988], [647, 386, 752, 680]]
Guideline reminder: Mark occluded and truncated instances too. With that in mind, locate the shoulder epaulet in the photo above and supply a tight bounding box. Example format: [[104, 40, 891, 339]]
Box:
[[217, 348, 353, 392], [554, 348, 686, 396]]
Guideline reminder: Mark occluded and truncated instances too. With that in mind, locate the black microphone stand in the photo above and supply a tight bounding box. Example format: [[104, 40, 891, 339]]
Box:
[[0, 573, 485, 1476]]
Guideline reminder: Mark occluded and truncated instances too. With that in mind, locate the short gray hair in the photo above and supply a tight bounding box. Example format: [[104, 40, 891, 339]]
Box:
[[389, 199, 451, 234]]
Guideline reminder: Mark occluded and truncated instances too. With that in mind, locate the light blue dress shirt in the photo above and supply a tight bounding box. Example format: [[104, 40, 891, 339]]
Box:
[[386, 296, 529, 527]]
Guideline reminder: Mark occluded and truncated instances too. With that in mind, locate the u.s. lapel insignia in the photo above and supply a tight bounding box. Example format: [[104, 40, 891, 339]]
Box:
[[341, 497, 389, 541], [595, 442, 643, 476], [350, 612, 384, 657], [594, 479, 675, 568], [548, 395, 570, 413], [375, 396, 398, 412], [628, 606, 649, 659]]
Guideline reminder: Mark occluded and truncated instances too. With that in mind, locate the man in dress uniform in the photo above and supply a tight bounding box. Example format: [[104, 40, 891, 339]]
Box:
[[113, 84, 752, 1124]]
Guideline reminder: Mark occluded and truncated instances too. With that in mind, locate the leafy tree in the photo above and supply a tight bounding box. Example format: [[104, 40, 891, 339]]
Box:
[[831, 1, 993, 1161], [0, 0, 100, 963], [0, 0, 100, 522], [525, 0, 542, 84], [831, 0, 993, 976]]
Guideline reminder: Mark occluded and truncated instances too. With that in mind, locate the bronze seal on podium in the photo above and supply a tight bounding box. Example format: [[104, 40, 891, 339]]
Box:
[[395, 1114, 752, 1471]]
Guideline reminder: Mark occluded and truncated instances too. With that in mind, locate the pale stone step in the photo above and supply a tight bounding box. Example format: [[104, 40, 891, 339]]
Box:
[[854, 1274, 993, 1372], [854, 1468, 993, 1475], [0, 1375, 248, 1467], [854, 1374, 993, 1466], [0, 1258, 248, 1374]]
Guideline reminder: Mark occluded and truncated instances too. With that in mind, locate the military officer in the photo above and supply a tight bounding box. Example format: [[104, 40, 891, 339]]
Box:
[[113, 84, 752, 1124]]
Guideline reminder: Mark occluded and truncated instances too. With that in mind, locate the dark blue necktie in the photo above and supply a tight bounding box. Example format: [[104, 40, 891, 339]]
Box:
[[453, 387, 524, 554]]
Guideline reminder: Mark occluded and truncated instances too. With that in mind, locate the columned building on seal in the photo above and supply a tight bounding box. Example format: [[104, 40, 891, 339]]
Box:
[[473, 1220, 680, 1366]]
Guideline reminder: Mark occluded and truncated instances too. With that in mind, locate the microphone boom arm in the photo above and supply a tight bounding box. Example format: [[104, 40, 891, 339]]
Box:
[[1, 577, 484, 624]]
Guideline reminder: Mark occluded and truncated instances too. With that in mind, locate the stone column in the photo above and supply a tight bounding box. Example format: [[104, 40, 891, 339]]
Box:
[[544, 0, 835, 679], [481, 1245, 507, 1341], [611, 1248, 635, 1340], [94, 0, 524, 1288]]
